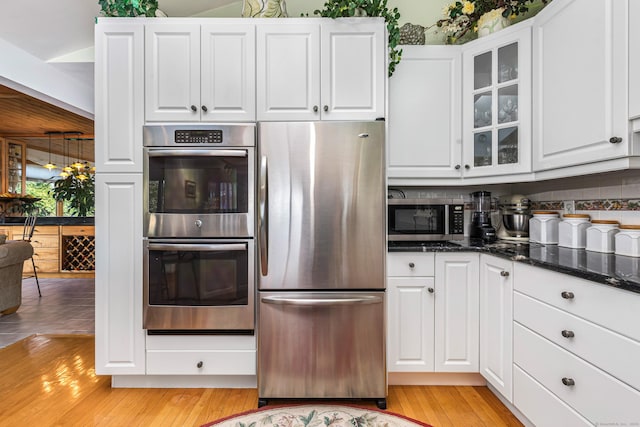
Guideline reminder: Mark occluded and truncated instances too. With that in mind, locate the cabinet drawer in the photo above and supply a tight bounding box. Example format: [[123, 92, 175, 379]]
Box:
[[29, 235, 59, 248], [387, 252, 434, 276], [33, 226, 59, 235], [514, 365, 591, 427], [513, 263, 640, 342], [515, 291, 640, 391], [146, 350, 256, 375], [32, 247, 59, 260], [61, 225, 94, 236], [28, 259, 59, 273], [514, 323, 640, 424]]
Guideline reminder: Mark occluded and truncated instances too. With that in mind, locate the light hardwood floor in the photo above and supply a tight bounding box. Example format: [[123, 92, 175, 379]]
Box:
[[0, 334, 524, 426]]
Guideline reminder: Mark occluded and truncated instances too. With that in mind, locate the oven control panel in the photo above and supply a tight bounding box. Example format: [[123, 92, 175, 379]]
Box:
[[175, 129, 223, 144]]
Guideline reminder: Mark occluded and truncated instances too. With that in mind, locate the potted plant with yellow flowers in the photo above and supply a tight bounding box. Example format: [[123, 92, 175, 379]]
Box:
[[436, 0, 550, 44]]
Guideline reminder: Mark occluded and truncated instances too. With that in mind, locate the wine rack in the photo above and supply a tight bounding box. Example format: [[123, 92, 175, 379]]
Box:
[[62, 235, 95, 271]]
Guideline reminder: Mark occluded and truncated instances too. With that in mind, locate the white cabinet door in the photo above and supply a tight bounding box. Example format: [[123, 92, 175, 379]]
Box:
[[479, 254, 513, 402], [256, 23, 320, 121], [95, 22, 144, 173], [145, 24, 200, 122], [201, 22, 256, 122], [95, 174, 145, 374], [630, 0, 640, 122], [434, 253, 479, 372], [320, 18, 385, 121], [533, 0, 629, 171], [387, 277, 435, 372], [462, 23, 532, 178], [388, 46, 462, 180]]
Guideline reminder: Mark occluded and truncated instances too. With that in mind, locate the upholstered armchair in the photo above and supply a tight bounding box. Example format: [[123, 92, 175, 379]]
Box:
[[0, 241, 34, 315]]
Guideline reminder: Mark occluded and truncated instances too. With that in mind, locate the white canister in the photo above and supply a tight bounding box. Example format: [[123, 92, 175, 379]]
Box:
[[529, 211, 560, 244], [558, 214, 591, 249], [585, 220, 619, 253], [615, 225, 640, 257]]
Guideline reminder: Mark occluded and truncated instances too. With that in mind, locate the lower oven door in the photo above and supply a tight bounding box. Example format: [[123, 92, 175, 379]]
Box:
[[144, 239, 254, 331]]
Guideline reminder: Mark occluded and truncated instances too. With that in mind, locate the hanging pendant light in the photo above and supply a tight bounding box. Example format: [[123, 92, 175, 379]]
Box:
[[60, 133, 72, 177], [43, 131, 57, 171], [72, 137, 84, 170]]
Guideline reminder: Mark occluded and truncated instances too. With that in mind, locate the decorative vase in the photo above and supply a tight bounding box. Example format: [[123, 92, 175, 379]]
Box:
[[242, 0, 288, 17], [477, 8, 510, 37]]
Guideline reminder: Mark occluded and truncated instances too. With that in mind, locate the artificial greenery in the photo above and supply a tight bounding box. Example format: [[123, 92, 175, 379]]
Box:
[[52, 171, 95, 217], [313, 0, 402, 77], [98, 0, 159, 17]]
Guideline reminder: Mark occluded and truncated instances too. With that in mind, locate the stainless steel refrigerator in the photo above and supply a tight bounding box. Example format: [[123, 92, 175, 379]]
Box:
[[257, 121, 387, 409]]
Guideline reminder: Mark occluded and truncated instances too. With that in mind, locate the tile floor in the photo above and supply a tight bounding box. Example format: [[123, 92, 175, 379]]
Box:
[[0, 277, 95, 348]]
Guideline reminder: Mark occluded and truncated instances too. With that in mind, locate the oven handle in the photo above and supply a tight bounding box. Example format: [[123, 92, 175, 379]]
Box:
[[147, 243, 246, 252], [261, 296, 382, 306], [147, 149, 247, 157], [259, 156, 269, 276]]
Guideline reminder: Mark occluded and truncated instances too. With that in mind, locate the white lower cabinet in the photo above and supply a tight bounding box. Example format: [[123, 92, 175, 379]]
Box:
[[387, 253, 435, 372], [479, 254, 513, 402], [387, 252, 479, 373], [512, 263, 640, 425], [434, 253, 479, 372], [146, 335, 256, 376]]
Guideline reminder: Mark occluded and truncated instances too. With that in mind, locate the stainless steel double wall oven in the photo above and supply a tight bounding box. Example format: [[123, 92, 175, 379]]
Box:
[[143, 124, 256, 332]]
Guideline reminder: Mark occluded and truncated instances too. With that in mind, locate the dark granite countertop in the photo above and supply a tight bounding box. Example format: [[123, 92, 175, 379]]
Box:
[[389, 239, 640, 295], [0, 216, 94, 225]]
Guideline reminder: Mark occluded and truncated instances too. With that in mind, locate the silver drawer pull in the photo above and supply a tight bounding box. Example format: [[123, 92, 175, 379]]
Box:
[[561, 291, 575, 300], [408, 262, 415, 268], [561, 330, 575, 338], [197, 361, 203, 368], [500, 271, 509, 277], [562, 377, 575, 387]]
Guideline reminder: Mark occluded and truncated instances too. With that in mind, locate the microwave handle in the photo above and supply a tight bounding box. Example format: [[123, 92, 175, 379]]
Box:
[[259, 156, 269, 276], [147, 243, 246, 252], [147, 149, 247, 157]]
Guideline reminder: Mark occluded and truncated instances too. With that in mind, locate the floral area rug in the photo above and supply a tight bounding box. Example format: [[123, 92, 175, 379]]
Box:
[[201, 404, 432, 427]]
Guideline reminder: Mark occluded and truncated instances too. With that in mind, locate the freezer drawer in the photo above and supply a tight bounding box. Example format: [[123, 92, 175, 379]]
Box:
[[258, 291, 387, 400]]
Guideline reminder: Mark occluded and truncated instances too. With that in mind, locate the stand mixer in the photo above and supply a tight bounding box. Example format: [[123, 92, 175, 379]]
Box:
[[497, 194, 531, 241]]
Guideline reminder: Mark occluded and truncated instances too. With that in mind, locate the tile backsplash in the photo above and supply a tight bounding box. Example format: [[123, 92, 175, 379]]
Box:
[[390, 169, 640, 226]]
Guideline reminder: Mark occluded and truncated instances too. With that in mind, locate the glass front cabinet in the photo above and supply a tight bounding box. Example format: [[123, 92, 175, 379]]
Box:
[[0, 139, 26, 195], [462, 24, 532, 177]]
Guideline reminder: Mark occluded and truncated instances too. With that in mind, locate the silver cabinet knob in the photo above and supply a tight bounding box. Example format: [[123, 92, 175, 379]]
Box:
[[313, 105, 319, 113], [408, 262, 415, 269], [562, 377, 575, 386], [609, 136, 623, 144], [500, 271, 510, 277], [428, 287, 434, 294], [561, 291, 575, 300], [464, 164, 470, 170], [323, 105, 329, 112], [561, 330, 575, 338], [455, 164, 461, 170], [197, 361, 203, 368], [191, 105, 197, 112], [195, 219, 203, 228], [201, 105, 208, 112]]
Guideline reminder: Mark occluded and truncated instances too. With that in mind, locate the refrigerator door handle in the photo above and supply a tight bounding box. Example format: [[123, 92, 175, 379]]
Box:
[[259, 155, 269, 275], [261, 295, 382, 306]]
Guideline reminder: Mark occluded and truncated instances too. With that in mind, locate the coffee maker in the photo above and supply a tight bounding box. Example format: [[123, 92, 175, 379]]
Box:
[[469, 191, 497, 242]]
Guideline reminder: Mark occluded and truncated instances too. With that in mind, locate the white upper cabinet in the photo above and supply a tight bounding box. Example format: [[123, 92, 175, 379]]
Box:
[[462, 23, 532, 178], [145, 21, 256, 122], [388, 46, 462, 181], [257, 18, 385, 121], [95, 22, 144, 173], [532, 0, 629, 171]]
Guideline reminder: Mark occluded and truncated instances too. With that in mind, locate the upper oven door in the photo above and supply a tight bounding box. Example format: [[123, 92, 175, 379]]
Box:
[[144, 147, 255, 238], [388, 201, 446, 240]]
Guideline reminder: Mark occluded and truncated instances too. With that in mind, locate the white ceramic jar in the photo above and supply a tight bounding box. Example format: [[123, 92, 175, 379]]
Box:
[[558, 214, 591, 249], [615, 225, 640, 257], [585, 220, 619, 253], [529, 211, 560, 244]]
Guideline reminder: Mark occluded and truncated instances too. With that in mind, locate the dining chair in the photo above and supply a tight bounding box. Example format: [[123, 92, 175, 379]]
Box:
[[21, 215, 41, 297]]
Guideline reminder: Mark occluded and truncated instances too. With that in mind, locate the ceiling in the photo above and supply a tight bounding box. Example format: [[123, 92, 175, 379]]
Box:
[[0, 0, 238, 159]]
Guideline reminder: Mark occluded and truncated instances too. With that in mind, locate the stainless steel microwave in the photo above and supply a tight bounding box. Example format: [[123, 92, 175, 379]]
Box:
[[388, 198, 465, 241]]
